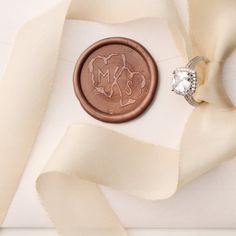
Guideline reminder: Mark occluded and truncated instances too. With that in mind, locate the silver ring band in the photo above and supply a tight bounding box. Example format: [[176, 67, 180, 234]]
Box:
[[172, 56, 209, 106]]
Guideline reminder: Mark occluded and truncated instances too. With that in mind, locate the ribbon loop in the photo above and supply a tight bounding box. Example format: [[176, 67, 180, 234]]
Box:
[[195, 61, 234, 107]]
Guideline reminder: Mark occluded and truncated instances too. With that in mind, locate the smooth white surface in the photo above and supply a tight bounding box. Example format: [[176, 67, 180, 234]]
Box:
[[1, 229, 236, 236], [1, 0, 236, 230], [2, 18, 236, 228]]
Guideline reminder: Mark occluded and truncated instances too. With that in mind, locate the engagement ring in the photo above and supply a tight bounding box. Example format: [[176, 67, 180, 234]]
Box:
[[172, 56, 208, 106]]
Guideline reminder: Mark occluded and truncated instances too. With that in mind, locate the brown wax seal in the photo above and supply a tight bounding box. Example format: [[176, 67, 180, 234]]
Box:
[[73, 37, 158, 123]]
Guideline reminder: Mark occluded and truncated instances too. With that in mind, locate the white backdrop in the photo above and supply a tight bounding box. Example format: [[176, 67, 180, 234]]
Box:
[[0, 0, 236, 231]]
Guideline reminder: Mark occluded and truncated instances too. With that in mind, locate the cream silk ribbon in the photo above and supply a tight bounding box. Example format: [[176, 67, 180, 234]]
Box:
[[0, 0, 236, 235]]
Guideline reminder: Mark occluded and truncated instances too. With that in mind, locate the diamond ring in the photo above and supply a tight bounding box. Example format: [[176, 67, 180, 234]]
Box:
[[172, 56, 209, 106]]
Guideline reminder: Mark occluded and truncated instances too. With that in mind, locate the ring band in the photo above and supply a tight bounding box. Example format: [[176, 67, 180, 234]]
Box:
[[172, 56, 209, 106]]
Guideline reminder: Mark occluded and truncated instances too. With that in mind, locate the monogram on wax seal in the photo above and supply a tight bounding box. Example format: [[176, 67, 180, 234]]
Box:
[[73, 37, 158, 123]]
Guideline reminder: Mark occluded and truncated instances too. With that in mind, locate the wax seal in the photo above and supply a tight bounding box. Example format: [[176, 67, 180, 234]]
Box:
[[73, 37, 158, 123]]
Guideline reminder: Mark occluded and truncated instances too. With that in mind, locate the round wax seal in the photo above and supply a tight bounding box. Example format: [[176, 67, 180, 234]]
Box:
[[73, 37, 158, 123]]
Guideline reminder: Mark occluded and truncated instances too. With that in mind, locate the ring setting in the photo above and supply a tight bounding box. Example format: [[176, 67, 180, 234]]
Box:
[[172, 67, 197, 96], [171, 56, 208, 106]]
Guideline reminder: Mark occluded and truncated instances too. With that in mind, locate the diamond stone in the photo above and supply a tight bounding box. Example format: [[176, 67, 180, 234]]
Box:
[[172, 70, 192, 95]]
